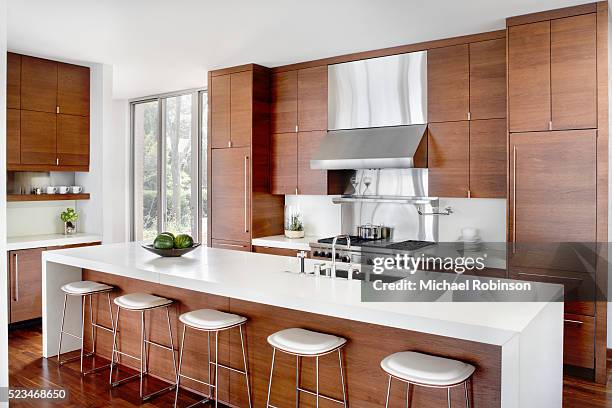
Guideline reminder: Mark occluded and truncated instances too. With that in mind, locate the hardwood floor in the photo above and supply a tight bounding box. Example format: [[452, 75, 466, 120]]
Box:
[[7, 325, 612, 407]]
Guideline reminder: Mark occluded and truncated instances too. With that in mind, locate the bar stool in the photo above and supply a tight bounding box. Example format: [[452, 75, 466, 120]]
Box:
[[266, 328, 347, 408], [174, 309, 251, 408], [381, 351, 475, 408], [57, 280, 114, 375], [109, 293, 178, 401]]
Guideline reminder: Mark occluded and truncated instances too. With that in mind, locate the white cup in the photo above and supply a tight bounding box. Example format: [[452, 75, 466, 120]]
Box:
[[58, 186, 69, 194], [46, 186, 57, 194], [70, 186, 83, 194]]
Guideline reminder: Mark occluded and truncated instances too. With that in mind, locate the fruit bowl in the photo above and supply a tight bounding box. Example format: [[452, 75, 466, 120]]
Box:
[[141, 243, 201, 257]]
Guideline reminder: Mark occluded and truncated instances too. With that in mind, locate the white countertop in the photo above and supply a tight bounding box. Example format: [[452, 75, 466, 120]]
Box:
[[43, 242, 559, 346], [7, 233, 102, 251], [251, 235, 318, 251]]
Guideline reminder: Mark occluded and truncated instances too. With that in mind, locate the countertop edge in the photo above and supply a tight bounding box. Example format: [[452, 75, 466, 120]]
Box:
[[7, 234, 103, 251]]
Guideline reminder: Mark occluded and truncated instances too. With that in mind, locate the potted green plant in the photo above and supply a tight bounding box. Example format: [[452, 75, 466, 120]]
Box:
[[284, 206, 304, 239], [60, 208, 78, 235]]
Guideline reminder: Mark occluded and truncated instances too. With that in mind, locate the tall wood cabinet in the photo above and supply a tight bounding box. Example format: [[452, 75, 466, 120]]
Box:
[[208, 65, 284, 250], [6, 53, 91, 171]]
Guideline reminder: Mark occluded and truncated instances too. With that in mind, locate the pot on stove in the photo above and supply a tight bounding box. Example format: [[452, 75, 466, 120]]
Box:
[[356, 224, 393, 240]]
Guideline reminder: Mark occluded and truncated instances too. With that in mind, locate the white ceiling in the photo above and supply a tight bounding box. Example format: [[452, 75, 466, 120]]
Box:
[[7, 0, 596, 99]]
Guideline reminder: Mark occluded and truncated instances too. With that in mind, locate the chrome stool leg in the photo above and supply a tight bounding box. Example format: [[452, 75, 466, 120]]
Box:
[[266, 348, 276, 407], [384, 375, 391, 408], [174, 325, 187, 408], [239, 325, 252, 408], [315, 356, 320, 408], [295, 355, 301, 408], [464, 379, 470, 408], [338, 349, 347, 408], [57, 293, 68, 365], [447, 387, 451, 408], [406, 383, 412, 408], [109, 305, 120, 384]]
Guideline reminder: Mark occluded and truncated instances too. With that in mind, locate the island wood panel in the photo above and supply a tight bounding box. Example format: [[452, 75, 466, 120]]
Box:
[[20, 55, 58, 113], [427, 44, 469, 123], [550, 13, 597, 130], [427, 121, 469, 198], [57, 114, 89, 167], [7, 108, 20, 165], [7, 52, 21, 109], [508, 21, 551, 132], [564, 314, 595, 369], [58, 63, 90, 116], [297, 66, 327, 132], [469, 38, 506, 120], [271, 133, 297, 194], [210, 74, 231, 148], [82, 270, 502, 408], [230, 70, 253, 147], [271, 70, 297, 134], [20, 110, 57, 165], [469, 119, 506, 198]]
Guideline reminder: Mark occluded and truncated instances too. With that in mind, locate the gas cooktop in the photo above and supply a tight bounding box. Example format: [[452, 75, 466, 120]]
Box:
[[315, 236, 435, 251]]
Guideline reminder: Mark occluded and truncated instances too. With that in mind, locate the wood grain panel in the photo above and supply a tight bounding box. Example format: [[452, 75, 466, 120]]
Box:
[[551, 13, 597, 130], [7, 52, 21, 109], [7, 108, 21, 165], [9, 248, 44, 323], [564, 314, 595, 369], [427, 122, 469, 197], [508, 21, 551, 132], [507, 2, 597, 26], [297, 66, 327, 131], [270, 133, 297, 195], [7, 193, 90, 202], [469, 119, 506, 198], [20, 110, 56, 165], [427, 44, 469, 123], [210, 239, 251, 252], [57, 114, 89, 167], [230, 71, 252, 147], [21, 56, 58, 113], [271, 71, 297, 134], [297, 131, 327, 195], [210, 74, 231, 148], [252, 246, 308, 257], [58, 63, 90, 116], [469, 39, 506, 120]]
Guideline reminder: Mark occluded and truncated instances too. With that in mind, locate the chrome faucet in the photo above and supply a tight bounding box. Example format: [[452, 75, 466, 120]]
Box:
[[331, 234, 351, 278]]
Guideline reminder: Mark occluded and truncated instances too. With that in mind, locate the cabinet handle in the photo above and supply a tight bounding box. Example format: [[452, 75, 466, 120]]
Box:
[[244, 156, 249, 233], [512, 146, 517, 245], [56, 106, 60, 114], [467, 189, 471, 198], [467, 112, 471, 121], [220, 243, 247, 248], [56, 157, 59, 166], [295, 187, 298, 195], [14, 253, 19, 302], [564, 319, 584, 325], [549, 120, 552, 131]]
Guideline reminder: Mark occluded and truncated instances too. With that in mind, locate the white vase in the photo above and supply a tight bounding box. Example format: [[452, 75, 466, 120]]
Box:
[[284, 230, 305, 239]]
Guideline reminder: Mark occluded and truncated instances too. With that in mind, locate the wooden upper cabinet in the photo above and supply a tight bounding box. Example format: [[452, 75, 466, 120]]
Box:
[[57, 114, 89, 167], [7, 109, 21, 165], [210, 74, 231, 148], [551, 14, 597, 130], [427, 121, 469, 197], [297, 66, 327, 131], [9, 248, 44, 323], [7, 53, 21, 109], [271, 71, 297, 134], [230, 71, 253, 147], [469, 119, 506, 198], [508, 21, 551, 132], [58, 63, 90, 116], [21, 56, 58, 113], [469, 39, 506, 120], [20, 110, 56, 165], [297, 131, 328, 195], [427, 44, 469, 123], [271, 132, 297, 194]]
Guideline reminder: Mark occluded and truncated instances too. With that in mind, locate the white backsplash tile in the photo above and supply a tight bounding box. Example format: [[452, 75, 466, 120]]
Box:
[[284, 195, 341, 237]]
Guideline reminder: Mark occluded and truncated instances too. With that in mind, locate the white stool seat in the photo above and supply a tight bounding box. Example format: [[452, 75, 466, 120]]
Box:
[[267, 328, 346, 356], [381, 351, 475, 387], [179, 308, 246, 330], [61, 280, 113, 295], [114, 293, 172, 310]]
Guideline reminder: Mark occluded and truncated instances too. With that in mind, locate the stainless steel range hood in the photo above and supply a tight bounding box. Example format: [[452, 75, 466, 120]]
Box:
[[310, 50, 427, 170], [310, 125, 427, 169]]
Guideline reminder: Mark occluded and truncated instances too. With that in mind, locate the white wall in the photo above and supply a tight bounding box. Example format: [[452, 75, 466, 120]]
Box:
[[284, 195, 341, 237], [0, 0, 8, 397]]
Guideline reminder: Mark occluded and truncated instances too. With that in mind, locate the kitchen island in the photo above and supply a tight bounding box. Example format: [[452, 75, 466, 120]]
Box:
[[42, 242, 563, 408]]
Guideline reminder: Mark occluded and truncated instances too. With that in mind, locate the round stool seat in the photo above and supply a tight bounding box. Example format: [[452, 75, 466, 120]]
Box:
[[267, 328, 346, 356], [381, 351, 475, 387], [179, 308, 246, 330], [61, 280, 113, 295], [114, 293, 172, 310]]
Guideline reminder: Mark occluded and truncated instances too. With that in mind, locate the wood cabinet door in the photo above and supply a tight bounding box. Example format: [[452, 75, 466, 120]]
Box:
[[551, 13, 597, 130], [427, 44, 469, 123], [20, 110, 56, 165], [271, 71, 297, 134], [427, 121, 469, 197], [210, 74, 231, 148], [271, 133, 297, 194], [508, 21, 551, 132], [469, 39, 506, 120], [9, 248, 44, 323], [57, 114, 89, 166], [211, 147, 251, 243], [21, 56, 58, 113], [7, 109, 21, 165], [509, 130, 596, 243], [297, 66, 327, 131], [230, 71, 252, 147], [563, 314, 595, 369], [58, 63, 90, 116], [7, 52, 21, 109], [469, 119, 506, 198], [297, 130, 327, 195]]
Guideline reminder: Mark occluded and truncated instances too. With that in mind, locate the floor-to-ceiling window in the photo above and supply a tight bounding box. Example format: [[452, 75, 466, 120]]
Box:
[[132, 89, 207, 242]]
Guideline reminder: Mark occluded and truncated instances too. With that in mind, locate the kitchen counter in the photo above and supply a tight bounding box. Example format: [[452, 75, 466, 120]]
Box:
[[251, 234, 318, 251], [7, 233, 102, 251], [42, 242, 563, 407]]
